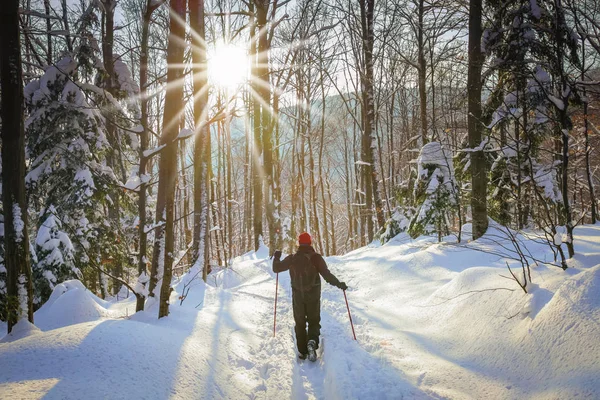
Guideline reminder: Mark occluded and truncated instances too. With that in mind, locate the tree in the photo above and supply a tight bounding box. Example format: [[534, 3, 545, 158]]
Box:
[[135, 0, 162, 312], [356, 0, 385, 241], [0, 0, 34, 332], [190, 0, 210, 280], [408, 142, 457, 240], [467, 0, 488, 240], [33, 212, 78, 304], [152, 0, 187, 318], [485, 0, 580, 257], [24, 56, 120, 300]]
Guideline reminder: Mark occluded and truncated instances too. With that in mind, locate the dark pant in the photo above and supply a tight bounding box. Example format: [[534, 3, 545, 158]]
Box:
[[292, 291, 321, 354]]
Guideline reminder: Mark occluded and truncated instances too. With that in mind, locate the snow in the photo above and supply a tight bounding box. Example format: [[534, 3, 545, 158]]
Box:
[[177, 128, 194, 139], [123, 174, 141, 191], [548, 94, 565, 110], [354, 160, 371, 166], [143, 144, 166, 158], [1, 226, 600, 398], [113, 57, 140, 95], [12, 204, 24, 243], [0, 319, 41, 343], [530, 0, 541, 19], [74, 168, 96, 190], [33, 280, 119, 331]]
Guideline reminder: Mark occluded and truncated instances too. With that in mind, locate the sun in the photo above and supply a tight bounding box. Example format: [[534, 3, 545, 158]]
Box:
[[208, 43, 249, 89]]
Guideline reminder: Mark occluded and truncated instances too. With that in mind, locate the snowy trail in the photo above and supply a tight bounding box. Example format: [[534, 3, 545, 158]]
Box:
[[184, 255, 431, 399], [2, 225, 600, 398], [244, 256, 430, 399]]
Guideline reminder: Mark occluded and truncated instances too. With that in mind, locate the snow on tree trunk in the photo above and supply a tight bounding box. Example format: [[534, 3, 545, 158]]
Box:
[[1, 0, 34, 332], [154, 0, 187, 319]]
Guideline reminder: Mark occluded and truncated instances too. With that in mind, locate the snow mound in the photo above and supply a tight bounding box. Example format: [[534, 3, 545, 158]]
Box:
[[0, 319, 41, 343], [207, 267, 246, 289], [173, 266, 206, 308], [426, 266, 499, 303], [529, 264, 600, 343], [35, 280, 113, 330]]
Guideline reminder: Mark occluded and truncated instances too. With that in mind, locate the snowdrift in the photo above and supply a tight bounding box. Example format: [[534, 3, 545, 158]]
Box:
[[34, 280, 116, 331], [0, 319, 41, 343]]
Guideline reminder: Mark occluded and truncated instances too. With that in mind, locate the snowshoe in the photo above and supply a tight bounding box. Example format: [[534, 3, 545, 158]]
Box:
[[307, 340, 317, 362]]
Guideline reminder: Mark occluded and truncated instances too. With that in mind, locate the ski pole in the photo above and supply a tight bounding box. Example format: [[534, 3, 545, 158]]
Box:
[[273, 272, 279, 337], [343, 289, 357, 340]]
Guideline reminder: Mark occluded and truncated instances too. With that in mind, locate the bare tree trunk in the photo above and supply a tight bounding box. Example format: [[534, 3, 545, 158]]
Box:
[[243, 92, 252, 252], [554, 0, 574, 258], [417, 0, 428, 145], [190, 0, 210, 279], [272, 93, 282, 252], [250, 0, 263, 251], [43, 0, 52, 64], [319, 65, 330, 255], [344, 128, 355, 250], [154, 0, 187, 318], [308, 134, 323, 252], [467, 0, 488, 240], [135, 0, 159, 312], [581, 38, 596, 223], [326, 174, 337, 255], [1, 0, 34, 332], [359, 0, 385, 241], [60, 0, 72, 52]]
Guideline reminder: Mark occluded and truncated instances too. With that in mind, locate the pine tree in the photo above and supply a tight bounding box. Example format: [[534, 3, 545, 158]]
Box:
[[484, 0, 580, 258], [408, 142, 457, 240], [33, 211, 79, 305], [24, 56, 120, 299]]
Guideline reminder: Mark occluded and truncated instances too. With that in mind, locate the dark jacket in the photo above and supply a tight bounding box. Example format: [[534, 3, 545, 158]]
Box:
[[273, 245, 342, 295]]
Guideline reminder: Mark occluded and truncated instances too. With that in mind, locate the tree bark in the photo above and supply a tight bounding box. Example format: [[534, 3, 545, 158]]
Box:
[[250, 0, 263, 251], [417, 0, 428, 146], [554, 0, 574, 257], [135, 0, 158, 312], [153, 0, 187, 318], [1, 0, 34, 332], [359, 0, 385, 241], [190, 0, 210, 279], [43, 0, 52, 65], [467, 0, 488, 240], [60, 0, 72, 52], [101, 0, 122, 297]]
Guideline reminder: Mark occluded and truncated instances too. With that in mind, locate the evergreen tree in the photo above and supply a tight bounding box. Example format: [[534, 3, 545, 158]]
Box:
[[32, 210, 79, 305], [24, 56, 120, 301], [485, 0, 580, 254], [408, 142, 457, 240]]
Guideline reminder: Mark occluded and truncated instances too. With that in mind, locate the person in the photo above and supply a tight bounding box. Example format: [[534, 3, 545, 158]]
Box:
[[273, 232, 348, 361]]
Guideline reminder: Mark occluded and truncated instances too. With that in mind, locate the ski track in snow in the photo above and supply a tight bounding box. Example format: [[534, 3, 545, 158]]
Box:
[[225, 257, 427, 399]]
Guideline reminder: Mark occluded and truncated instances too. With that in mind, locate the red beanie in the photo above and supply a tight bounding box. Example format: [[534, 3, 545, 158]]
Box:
[[298, 232, 312, 245]]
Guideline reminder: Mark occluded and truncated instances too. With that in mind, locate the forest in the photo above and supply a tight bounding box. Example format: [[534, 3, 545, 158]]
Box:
[[1, 0, 600, 396], [0, 0, 600, 399], [2, 0, 600, 329]]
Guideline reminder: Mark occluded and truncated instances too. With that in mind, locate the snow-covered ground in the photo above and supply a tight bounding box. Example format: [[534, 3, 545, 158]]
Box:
[[1, 224, 600, 399]]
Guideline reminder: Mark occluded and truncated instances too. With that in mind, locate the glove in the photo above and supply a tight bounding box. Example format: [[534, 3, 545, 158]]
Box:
[[273, 250, 282, 260], [338, 282, 348, 291]]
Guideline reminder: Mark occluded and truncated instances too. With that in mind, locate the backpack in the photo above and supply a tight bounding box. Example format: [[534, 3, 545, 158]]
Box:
[[291, 251, 320, 293]]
